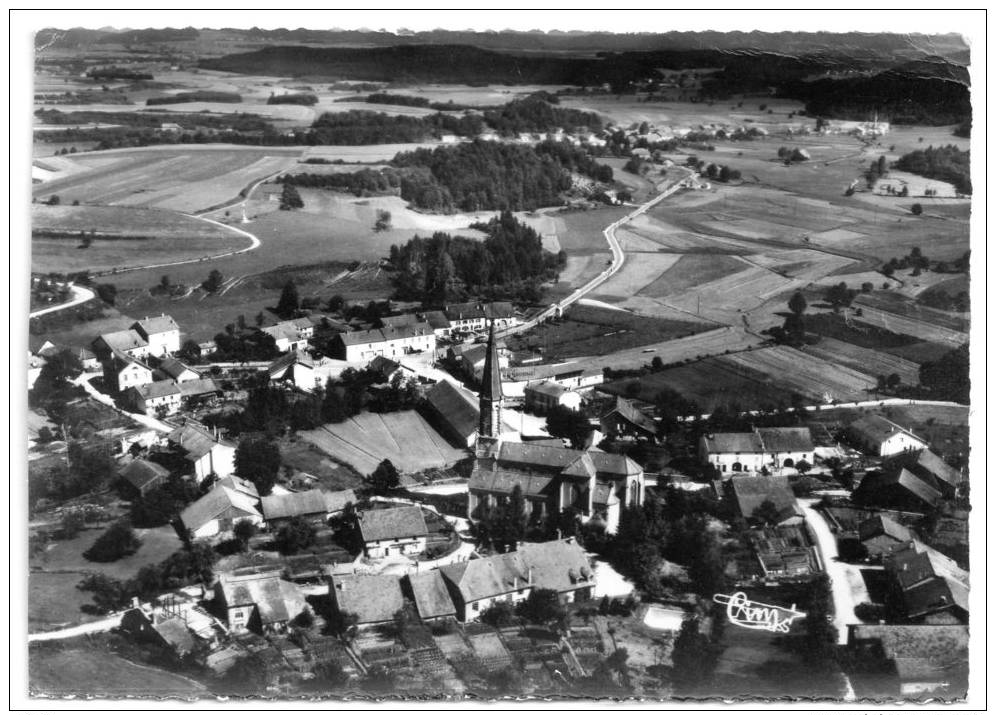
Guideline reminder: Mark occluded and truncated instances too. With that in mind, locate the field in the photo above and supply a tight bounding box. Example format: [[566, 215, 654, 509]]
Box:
[[853, 292, 969, 332], [508, 304, 710, 359], [29, 639, 206, 697], [851, 305, 968, 346], [802, 337, 921, 385], [32, 146, 304, 213], [299, 410, 469, 476], [32, 204, 249, 274], [722, 345, 876, 403], [277, 438, 365, 491], [637, 254, 746, 298]]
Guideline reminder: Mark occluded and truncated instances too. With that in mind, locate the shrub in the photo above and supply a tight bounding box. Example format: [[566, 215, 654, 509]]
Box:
[[83, 520, 141, 562]]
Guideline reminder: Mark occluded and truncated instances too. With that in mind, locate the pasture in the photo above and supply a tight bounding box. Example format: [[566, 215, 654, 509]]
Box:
[[32, 205, 248, 274], [299, 410, 468, 476]]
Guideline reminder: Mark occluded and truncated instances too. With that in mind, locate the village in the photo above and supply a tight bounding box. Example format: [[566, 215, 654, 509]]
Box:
[[27, 287, 969, 698]]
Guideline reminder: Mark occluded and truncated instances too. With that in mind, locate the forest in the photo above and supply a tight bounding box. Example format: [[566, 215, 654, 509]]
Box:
[[894, 145, 971, 195], [388, 211, 565, 304]]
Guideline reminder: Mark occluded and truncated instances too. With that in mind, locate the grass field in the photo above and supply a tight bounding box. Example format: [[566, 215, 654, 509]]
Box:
[[722, 345, 876, 403], [299, 410, 468, 476], [30, 640, 207, 697], [802, 337, 921, 386], [278, 438, 365, 490], [853, 293, 969, 332], [32, 205, 249, 274], [508, 304, 710, 359], [637, 254, 746, 298], [593, 253, 682, 299]]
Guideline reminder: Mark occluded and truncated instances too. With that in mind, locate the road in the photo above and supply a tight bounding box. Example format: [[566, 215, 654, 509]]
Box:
[[28, 283, 95, 318], [798, 498, 869, 645], [73, 374, 175, 434], [498, 170, 698, 338], [28, 613, 122, 642]]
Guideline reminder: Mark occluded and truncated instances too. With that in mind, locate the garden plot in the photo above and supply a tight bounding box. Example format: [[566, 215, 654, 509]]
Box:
[[719, 345, 877, 403], [803, 337, 921, 386]]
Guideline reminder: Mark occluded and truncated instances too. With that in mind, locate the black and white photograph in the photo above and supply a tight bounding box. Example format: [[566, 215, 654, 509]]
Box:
[[13, 9, 983, 707]]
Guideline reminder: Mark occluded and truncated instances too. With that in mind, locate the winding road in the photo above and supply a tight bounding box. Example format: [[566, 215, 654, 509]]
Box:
[[28, 283, 95, 319]]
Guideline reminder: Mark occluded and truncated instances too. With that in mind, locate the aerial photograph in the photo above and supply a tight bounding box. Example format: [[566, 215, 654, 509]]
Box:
[[18, 9, 978, 706]]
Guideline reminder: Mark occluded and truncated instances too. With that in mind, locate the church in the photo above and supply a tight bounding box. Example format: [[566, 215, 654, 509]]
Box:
[[467, 323, 646, 534]]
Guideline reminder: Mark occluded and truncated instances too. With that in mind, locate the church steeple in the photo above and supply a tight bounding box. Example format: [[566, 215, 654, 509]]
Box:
[[478, 320, 503, 440]]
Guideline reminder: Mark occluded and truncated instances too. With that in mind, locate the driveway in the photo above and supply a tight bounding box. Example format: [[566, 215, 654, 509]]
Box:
[[798, 498, 870, 645]]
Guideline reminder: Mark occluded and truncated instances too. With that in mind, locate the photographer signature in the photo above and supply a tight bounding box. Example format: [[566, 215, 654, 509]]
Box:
[[713, 592, 806, 633]]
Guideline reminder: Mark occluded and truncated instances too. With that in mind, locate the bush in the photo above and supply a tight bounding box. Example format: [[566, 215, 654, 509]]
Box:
[[83, 520, 141, 562], [854, 601, 887, 623], [911, 203, 923, 216], [275, 516, 316, 555]]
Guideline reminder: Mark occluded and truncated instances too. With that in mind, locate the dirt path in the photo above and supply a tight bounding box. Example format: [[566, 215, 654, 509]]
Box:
[[28, 284, 95, 318]]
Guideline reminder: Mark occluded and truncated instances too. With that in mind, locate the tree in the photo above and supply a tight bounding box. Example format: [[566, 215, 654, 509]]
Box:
[[480, 600, 518, 627], [911, 203, 923, 216], [545, 405, 594, 449], [751, 499, 782, 526], [177, 339, 201, 363], [279, 183, 304, 210], [801, 575, 838, 670], [59, 510, 86, 539], [77, 573, 130, 613], [275, 516, 316, 555], [275, 280, 300, 317], [373, 209, 392, 232], [517, 588, 565, 625], [95, 283, 117, 305], [202, 269, 224, 293], [369, 459, 400, 494], [234, 437, 281, 496], [233, 520, 257, 551], [788, 290, 807, 315], [670, 618, 717, 692], [160, 275, 171, 291], [795, 459, 812, 474], [47, 194, 61, 206], [84, 520, 142, 562]]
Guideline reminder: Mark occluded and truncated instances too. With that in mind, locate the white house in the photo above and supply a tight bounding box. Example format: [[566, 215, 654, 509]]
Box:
[[92, 329, 151, 360], [126, 381, 183, 416], [439, 551, 533, 622], [158, 357, 200, 383], [333, 323, 435, 362], [261, 323, 309, 353], [848, 415, 928, 457], [167, 423, 237, 481], [357, 506, 429, 559], [132, 315, 181, 357], [268, 351, 319, 392], [700, 427, 815, 474], [179, 482, 263, 539], [524, 380, 583, 413], [104, 353, 154, 394], [214, 568, 307, 634]]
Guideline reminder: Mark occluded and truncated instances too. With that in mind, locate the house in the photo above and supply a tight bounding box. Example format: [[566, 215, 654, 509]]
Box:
[[132, 314, 181, 357], [380, 313, 422, 331], [118, 458, 170, 497], [332, 323, 436, 362], [260, 489, 331, 528], [92, 329, 150, 360], [517, 538, 596, 603], [288, 317, 315, 340], [262, 323, 309, 353], [469, 443, 644, 534], [880, 450, 963, 499], [482, 302, 519, 330], [882, 542, 969, 624], [328, 573, 406, 627], [405, 571, 457, 621], [119, 608, 196, 658], [158, 357, 199, 383], [103, 352, 154, 393], [72, 346, 99, 371], [599, 396, 658, 442], [725, 474, 803, 524], [440, 551, 533, 622], [268, 351, 318, 392], [455, 343, 510, 383], [444, 302, 487, 333], [746, 525, 821, 579], [125, 380, 183, 416], [214, 568, 308, 634], [421, 379, 481, 448], [524, 380, 582, 413], [167, 423, 236, 481], [846, 624, 968, 698], [179, 482, 264, 539], [848, 415, 928, 457], [178, 378, 222, 407], [700, 427, 815, 474], [357, 506, 429, 558], [367, 355, 414, 383], [858, 514, 916, 560], [853, 469, 942, 513], [198, 340, 217, 357], [421, 310, 452, 338], [323, 488, 357, 515]]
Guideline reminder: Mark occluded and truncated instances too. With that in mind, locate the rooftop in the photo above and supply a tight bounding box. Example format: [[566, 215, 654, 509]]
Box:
[[849, 414, 925, 446], [133, 314, 179, 336], [94, 329, 148, 354], [358, 506, 428, 543], [118, 458, 170, 491], [423, 379, 479, 440], [407, 571, 457, 620], [518, 538, 594, 593], [217, 569, 306, 625], [330, 573, 405, 625], [180, 485, 261, 533], [260, 489, 330, 521]]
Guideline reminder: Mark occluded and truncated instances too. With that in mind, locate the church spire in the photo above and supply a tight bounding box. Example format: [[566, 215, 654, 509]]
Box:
[[478, 320, 503, 440]]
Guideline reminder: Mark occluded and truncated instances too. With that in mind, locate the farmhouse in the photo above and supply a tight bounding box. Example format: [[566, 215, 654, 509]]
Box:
[[179, 482, 264, 539], [166, 423, 236, 481], [700, 427, 815, 474], [118, 458, 170, 497], [357, 506, 429, 558], [421, 379, 481, 448], [482, 302, 519, 330], [858, 514, 915, 560], [260, 489, 331, 528], [847, 415, 928, 457], [440, 551, 533, 622], [725, 474, 803, 524], [454, 342, 510, 383], [268, 351, 318, 392], [329, 573, 406, 627], [332, 323, 435, 362], [599, 396, 658, 442], [323, 488, 358, 515], [103, 352, 154, 394], [92, 329, 150, 360], [367, 355, 415, 383], [846, 624, 968, 698], [524, 380, 582, 413], [405, 571, 457, 622], [125, 380, 183, 416], [214, 568, 308, 634], [881, 449, 963, 498], [421, 310, 452, 338], [119, 608, 196, 659], [178, 378, 222, 407], [262, 323, 309, 353], [517, 538, 596, 603], [444, 302, 487, 333], [158, 357, 200, 383], [132, 314, 181, 357], [882, 542, 968, 624], [853, 468, 942, 513]]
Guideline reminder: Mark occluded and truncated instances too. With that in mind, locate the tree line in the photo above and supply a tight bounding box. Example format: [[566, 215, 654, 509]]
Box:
[[894, 145, 971, 195]]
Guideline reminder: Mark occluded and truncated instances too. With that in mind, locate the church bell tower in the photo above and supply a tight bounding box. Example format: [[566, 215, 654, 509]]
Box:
[[476, 320, 504, 454]]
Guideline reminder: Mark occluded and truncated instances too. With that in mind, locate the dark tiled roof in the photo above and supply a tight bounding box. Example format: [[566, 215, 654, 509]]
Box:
[[367, 355, 402, 379], [701, 432, 765, 454], [178, 378, 221, 398], [330, 573, 405, 624], [856, 469, 942, 509], [381, 314, 421, 330], [728, 474, 799, 518], [118, 459, 170, 491], [94, 329, 148, 353], [424, 380, 479, 440], [407, 571, 457, 619], [153, 617, 196, 653], [518, 538, 594, 593], [848, 415, 925, 446], [260, 489, 329, 521], [469, 466, 555, 498], [180, 485, 261, 532], [756, 427, 814, 453], [525, 380, 571, 399], [602, 396, 657, 435], [859, 514, 914, 544], [159, 357, 196, 380], [218, 570, 306, 625], [883, 450, 961, 490], [168, 423, 234, 460], [358, 506, 428, 543], [324, 489, 357, 513], [444, 302, 486, 321], [483, 302, 515, 320], [441, 552, 529, 603], [421, 310, 450, 330], [338, 322, 433, 346], [133, 381, 182, 400], [495, 442, 642, 477]]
